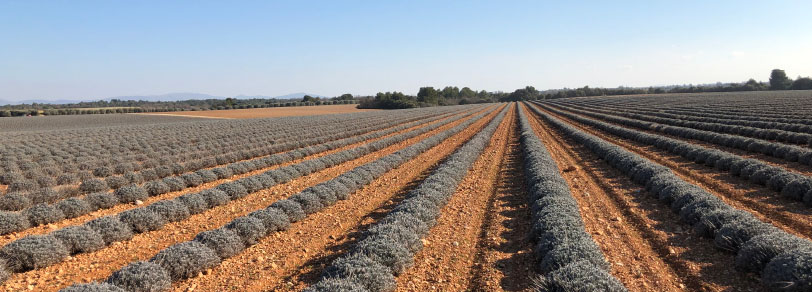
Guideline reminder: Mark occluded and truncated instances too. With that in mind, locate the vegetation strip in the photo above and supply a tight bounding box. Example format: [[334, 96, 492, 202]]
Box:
[[543, 102, 812, 165], [56, 106, 502, 291], [0, 108, 467, 235], [303, 106, 508, 291], [556, 100, 812, 142], [527, 102, 812, 292], [516, 105, 627, 291], [0, 106, 491, 286], [536, 101, 812, 207]]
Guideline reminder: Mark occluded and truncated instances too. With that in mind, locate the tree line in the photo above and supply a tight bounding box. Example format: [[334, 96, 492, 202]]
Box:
[[359, 69, 812, 109]]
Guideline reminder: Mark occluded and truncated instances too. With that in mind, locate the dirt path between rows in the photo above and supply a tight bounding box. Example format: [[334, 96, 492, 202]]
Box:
[[533, 103, 812, 241], [394, 104, 525, 291], [524, 103, 761, 291], [2, 106, 498, 292], [465, 106, 534, 292], [0, 110, 471, 248], [169, 105, 506, 292]]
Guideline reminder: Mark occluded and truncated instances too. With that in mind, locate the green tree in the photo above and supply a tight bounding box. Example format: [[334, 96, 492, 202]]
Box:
[[440, 86, 460, 99], [302, 95, 318, 102], [459, 87, 476, 98], [337, 93, 354, 100], [743, 79, 766, 91], [791, 77, 812, 90], [769, 69, 792, 90], [417, 87, 439, 104]]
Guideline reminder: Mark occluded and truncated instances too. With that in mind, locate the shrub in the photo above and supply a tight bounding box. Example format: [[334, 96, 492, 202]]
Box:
[[146, 200, 191, 222], [538, 239, 608, 273], [225, 216, 267, 246], [365, 223, 422, 253], [0, 192, 32, 211], [195, 169, 218, 183], [532, 260, 627, 292], [106, 261, 171, 292], [761, 248, 812, 292], [149, 241, 220, 281], [181, 173, 203, 187], [60, 283, 126, 292], [320, 253, 395, 292], [199, 189, 230, 208], [56, 197, 93, 219], [248, 208, 290, 232], [30, 188, 61, 205], [85, 216, 134, 244], [237, 177, 262, 193], [217, 182, 248, 200], [782, 178, 812, 201], [114, 185, 148, 204], [162, 177, 185, 192], [143, 181, 170, 197], [735, 231, 809, 274], [118, 208, 167, 233], [24, 203, 66, 226], [175, 193, 208, 215], [80, 178, 109, 193], [0, 235, 69, 272], [104, 176, 128, 190], [212, 168, 233, 180], [93, 166, 113, 177], [269, 200, 306, 222], [85, 192, 119, 210], [193, 228, 245, 259], [52, 225, 105, 254], [0, 211, 30, 234], [7, 179, 36, 193], [350, 236, 413, 275], [302, 277, 370, 292], [750, 167, 782, 186], [715, 216, 780, 252], [290, 192, 324, 214]]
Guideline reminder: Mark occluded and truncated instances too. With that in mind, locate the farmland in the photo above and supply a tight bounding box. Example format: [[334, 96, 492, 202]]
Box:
[[1, 91, 811, 292]]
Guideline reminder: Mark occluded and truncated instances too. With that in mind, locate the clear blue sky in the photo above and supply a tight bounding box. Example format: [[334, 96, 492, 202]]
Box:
[[1, 0, 811, 101]]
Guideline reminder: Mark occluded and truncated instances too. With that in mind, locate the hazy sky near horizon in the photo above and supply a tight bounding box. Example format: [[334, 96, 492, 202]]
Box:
[[1, 0, 811, 101]]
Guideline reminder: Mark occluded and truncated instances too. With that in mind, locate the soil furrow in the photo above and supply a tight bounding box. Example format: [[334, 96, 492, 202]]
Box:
[[394, 104, 518, 291], [1, 106, 499, 292], [169, 105, 507, 292], [534, 103, 812, 241], [525, 103, 761, 291], [465, 107, 534, 292]]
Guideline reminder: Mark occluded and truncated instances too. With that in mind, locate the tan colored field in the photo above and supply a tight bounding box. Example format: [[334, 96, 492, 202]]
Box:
[[135, 104, 376, 119]]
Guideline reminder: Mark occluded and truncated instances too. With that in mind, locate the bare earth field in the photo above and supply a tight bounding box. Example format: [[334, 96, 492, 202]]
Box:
[[135, 104, 377, 119]]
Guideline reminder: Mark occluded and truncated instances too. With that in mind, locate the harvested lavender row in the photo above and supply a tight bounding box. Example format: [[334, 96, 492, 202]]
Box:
[[303, 105, 510, 292], [0, 105, 495, 284], [516, 106, 626, 291], [542, 101, 812, 165], [558, 99, 812, 135], [0, 106, 474, 235], [57, 105, 506, 291], [0, 107, 459, 209], [1, 110, 432, 196], [554, 99, 812, 141], [533, 102, 812, 207], [527, 102, 812, 292]]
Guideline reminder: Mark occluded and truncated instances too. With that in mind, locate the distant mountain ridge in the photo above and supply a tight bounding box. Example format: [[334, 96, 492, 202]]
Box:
[[0, 92, 329, 106]]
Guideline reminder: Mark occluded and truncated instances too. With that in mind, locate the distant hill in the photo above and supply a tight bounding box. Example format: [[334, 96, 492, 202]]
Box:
[[0, 92, 329, 106]]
